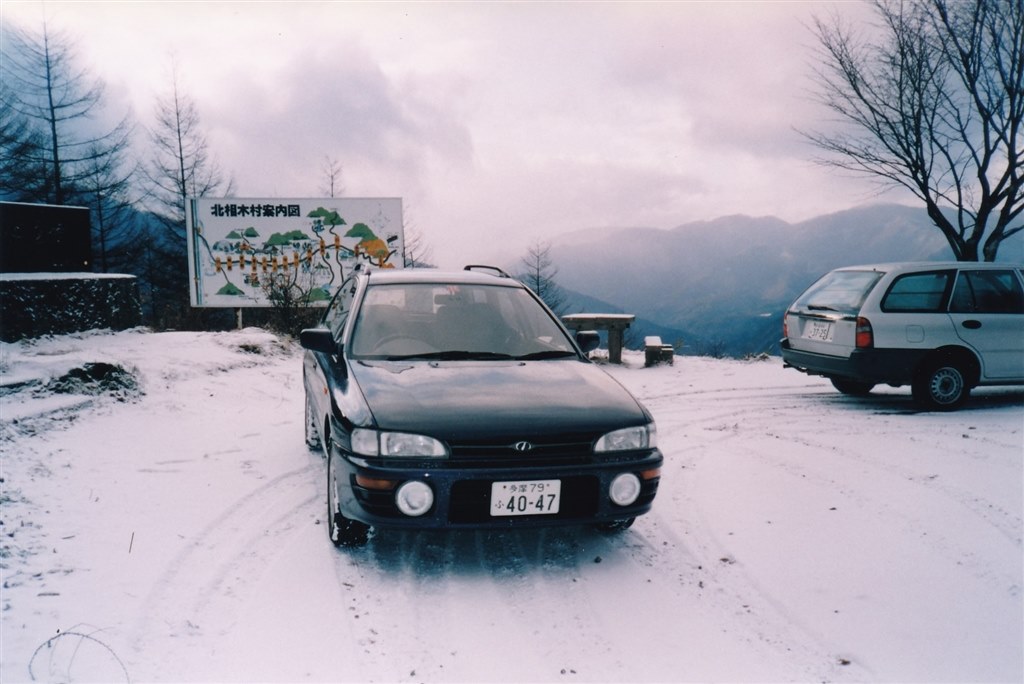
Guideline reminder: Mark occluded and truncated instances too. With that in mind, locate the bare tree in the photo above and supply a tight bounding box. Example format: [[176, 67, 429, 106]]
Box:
[[519, 240, 567, 314], [258, 268, 323, 335], [143, 62, 232, 236], [320, 155, 344, 198], [1, 21, 142, 279], [401, 211, 434, 268], [804, 0, 1023, 261], [0, 97, 49, 202], [142, 62, 233, 328], [1, 22, 133, 207], [82, 141, 144, 273]]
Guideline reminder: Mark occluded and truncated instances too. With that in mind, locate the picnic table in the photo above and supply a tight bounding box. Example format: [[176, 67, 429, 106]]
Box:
[[561, 313, 635, 364]]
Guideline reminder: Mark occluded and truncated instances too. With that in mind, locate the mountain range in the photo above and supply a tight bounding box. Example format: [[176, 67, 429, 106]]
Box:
[[549, 203, 1023, 357]]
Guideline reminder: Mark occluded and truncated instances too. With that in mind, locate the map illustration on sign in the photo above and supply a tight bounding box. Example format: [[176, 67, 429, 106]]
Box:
[[186, 197, 403, 307]]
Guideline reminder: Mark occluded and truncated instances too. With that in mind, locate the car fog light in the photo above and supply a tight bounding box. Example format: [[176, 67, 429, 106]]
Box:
[[395, 480, 434, 517], [609, 473, 641, 506]]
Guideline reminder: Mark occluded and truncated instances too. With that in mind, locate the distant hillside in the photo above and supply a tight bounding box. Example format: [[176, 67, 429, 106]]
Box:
[[552, 203, 1020, 357]]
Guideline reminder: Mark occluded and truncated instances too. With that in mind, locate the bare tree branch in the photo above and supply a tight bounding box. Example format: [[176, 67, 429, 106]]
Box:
[[320, 156, 344, 198], [803, 0, 1023, 261], [518, 240, 568, 314], [140, 60, 234, 326], [1, 21, 134, 207]]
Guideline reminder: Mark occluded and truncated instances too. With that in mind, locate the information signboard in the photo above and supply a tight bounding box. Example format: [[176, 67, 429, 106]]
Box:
[[186, 197, 403, 307]]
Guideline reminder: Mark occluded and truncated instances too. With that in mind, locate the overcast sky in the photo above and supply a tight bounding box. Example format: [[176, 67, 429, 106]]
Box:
[[3, 0, 897, 268]]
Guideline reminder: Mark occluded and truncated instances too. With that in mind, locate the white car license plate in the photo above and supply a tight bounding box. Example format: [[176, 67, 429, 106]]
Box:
[[490, 479, 561, 517], [804, 319, 833, 342]]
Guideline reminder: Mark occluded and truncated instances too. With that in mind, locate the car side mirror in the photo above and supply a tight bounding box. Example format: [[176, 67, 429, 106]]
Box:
[[300, 328, 341, 356], [576, 330, 601, 354]]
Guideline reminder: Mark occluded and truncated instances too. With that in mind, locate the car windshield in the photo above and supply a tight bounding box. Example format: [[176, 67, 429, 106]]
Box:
[[348, 282, 578, 360], [792, 270, 884, 315]]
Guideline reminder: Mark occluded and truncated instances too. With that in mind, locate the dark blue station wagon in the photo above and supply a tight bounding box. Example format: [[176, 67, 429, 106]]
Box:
[[301, 266, 663, 547]]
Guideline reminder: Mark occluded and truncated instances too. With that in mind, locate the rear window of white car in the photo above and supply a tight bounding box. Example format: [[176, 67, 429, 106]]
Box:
[[792, 270, 883, 315]]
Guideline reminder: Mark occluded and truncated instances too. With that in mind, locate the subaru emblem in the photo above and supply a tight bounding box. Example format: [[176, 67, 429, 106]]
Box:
[[512, 441, 534, 452]]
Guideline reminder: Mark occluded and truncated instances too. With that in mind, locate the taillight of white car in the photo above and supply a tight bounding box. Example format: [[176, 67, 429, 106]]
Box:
[[855, 317, 874, 349]]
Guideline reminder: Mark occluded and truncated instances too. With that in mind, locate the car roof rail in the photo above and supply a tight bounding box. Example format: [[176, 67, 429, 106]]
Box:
[[464, 264, 511, 278]]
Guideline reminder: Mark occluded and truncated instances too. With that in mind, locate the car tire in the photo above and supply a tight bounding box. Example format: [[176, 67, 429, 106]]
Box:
[[327, 453, 370, 548], [912, 358, 970, 411], [304, 394, 322, 450], [829, 377, 876, 396], [595, 518, 635, 533]]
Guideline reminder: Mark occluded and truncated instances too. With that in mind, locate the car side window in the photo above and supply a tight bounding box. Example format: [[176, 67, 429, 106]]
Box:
[[322, 276, 357, 338], [950, 270, 1024, 314], [881, 271, 953, 312]]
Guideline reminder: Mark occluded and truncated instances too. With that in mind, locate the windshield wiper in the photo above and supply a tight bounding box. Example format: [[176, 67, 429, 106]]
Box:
[[383, 350, 516, 361], [806, 304, 841, 311], [515, 350, 577, 360]]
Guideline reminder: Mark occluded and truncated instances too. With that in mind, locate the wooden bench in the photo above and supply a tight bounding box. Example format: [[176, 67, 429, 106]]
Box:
[[644, 336, 674, 367]]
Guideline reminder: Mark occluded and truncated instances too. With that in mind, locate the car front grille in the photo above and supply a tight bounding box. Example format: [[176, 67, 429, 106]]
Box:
[[448, 438, 594, 467]]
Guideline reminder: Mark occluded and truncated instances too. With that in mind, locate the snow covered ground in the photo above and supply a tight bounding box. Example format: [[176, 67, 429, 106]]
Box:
[[1, 328, 1021, 683]]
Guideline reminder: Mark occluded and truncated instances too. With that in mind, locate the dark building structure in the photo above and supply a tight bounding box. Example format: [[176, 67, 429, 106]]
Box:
[[0, 201, 93, 273], [0, 202, 141, 341]]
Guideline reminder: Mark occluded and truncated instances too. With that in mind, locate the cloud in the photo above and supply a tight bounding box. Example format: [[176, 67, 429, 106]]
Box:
[[197, 41, 473, 201], [2, 1, 890, 270]]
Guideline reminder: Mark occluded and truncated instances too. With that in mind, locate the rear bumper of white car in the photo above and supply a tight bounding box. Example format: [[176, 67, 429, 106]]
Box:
[[780, 339, 930, 386]]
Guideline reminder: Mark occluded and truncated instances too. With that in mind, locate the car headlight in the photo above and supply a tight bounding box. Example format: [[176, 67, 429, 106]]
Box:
[[594, 423, 657, 452], [351, 428, 448, 458]]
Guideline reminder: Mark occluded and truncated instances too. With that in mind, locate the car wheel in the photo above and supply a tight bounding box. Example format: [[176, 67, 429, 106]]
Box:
[[326, 453, 370, 548], [595, 518, 635, 533], [304, 394, 322, 450], [912, 358, 970, 411], [829, 377, 876, 396]]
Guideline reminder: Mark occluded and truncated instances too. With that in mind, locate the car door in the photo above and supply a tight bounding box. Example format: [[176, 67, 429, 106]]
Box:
[[948, 268, 1024, 380], [304, 277, 356, 421]]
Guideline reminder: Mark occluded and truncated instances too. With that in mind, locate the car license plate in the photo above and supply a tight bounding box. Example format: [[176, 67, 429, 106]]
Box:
[[490, 479, 561, 517], [804, 319, 833, 342]]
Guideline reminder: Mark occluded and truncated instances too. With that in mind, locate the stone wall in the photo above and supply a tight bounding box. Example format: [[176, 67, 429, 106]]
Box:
[[0, 274, 143, 342]]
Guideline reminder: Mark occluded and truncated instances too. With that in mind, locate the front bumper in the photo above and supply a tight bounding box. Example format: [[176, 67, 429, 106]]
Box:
[[780, 338, 927, 386], [333, 447, 663, 530]]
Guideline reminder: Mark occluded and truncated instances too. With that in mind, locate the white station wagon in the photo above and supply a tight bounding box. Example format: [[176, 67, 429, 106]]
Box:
[[781, 262, 1024, 410]]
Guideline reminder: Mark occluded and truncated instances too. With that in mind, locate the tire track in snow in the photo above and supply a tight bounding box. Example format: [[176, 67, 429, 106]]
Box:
[[648, 377, 1022, 555], [130, 460, 321, 678], [688, 391, 1022, 578], [592, 513, 859, 682], [470, 527, 620, 680], [325, 529, 469, 681], [759, 412, 1023, 548], [633, 384, 887, 679], [640, 380, 1021, 678], [324, 526, 622, 682]]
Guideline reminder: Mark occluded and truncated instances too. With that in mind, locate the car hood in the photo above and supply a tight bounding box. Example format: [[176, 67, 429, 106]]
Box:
[[350, 359, 650, 441]]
